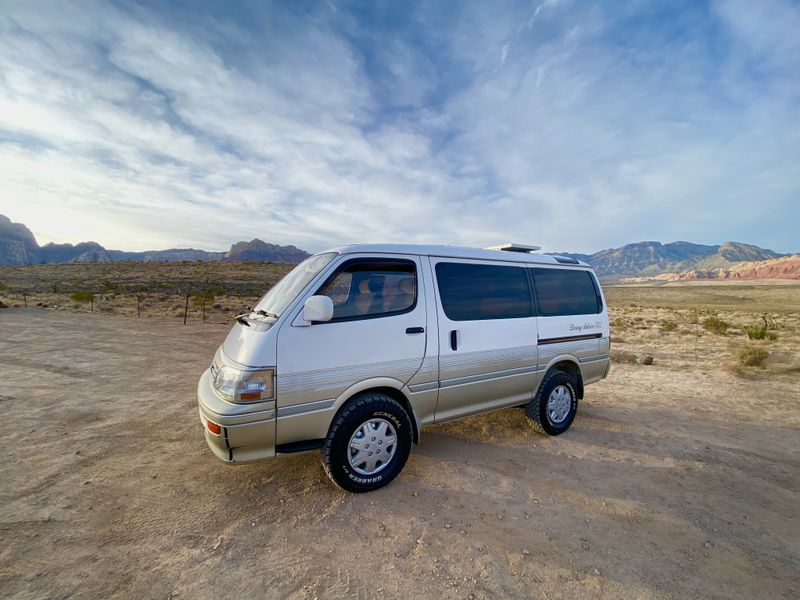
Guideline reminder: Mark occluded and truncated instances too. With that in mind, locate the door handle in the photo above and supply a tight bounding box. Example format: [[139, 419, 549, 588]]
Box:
[[450, 330, 458, 351], [405, 327, 424, 334]]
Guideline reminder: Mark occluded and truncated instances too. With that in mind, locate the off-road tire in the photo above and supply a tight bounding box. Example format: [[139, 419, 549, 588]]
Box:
[[322, 392, 413, 493], [526, 370, 578, 435]]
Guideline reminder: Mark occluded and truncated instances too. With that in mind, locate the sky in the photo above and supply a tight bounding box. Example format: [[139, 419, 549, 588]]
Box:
[[0, 0, 798, 254]]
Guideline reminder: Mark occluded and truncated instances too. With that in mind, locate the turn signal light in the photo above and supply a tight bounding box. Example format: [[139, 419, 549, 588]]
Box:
[[206, 420, 222, 436]]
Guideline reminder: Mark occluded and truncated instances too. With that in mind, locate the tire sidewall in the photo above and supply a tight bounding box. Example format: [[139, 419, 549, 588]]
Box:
[[329, 398, 412, 492], [538, 373, 578, 435]]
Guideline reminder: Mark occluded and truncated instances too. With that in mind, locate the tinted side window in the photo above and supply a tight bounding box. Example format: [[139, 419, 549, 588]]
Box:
[[436, 262, 533, 321], [317, 259, 416, 320], [531, 268, 600, 316]]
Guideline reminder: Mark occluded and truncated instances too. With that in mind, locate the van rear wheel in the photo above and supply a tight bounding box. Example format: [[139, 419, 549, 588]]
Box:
[[322, 392, 413, 493], [526, 370, 578, 435]]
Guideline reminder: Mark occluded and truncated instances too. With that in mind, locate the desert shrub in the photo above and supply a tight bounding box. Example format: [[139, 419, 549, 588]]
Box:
[[101, 279, 119, 294], [660, 319, 678, 332], [611, 349, 638, 364], [744, 315, 778, 340], [737, 347, 768, 367], [71, 290, 94, 312], [702, 315, 729, 334], [71, 291, 93, 302], [743, 323, 777, 341]]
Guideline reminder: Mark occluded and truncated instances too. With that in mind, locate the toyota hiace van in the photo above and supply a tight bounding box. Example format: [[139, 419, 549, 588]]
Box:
[[197, 243, 610, 492]]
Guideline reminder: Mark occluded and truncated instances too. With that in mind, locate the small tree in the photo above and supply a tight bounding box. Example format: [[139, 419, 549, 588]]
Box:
[[193, 291, 215, 323], [71, 290, 94, 312], [101, 279, 119, 295]]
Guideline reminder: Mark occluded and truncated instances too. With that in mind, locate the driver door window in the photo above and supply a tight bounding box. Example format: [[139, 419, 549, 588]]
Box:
[[317, 259, 417, 321]]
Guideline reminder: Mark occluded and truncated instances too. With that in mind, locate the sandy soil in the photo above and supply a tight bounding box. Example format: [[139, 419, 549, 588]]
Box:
[[1, 309, 798, 599]]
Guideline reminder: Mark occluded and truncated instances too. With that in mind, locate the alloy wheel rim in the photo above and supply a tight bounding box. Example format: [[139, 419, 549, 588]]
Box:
[[348, 418, 397, 476]]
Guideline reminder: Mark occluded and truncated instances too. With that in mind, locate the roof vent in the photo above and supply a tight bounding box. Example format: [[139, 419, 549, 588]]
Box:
[[553, 255, 580, 264], [485, 243, 541, 253]]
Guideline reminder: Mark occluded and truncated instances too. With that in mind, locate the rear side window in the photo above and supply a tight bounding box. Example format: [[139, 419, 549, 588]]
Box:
[[531, 268, 601, 316], [436, 262, 533, 321], [317, 259, 416, 321]]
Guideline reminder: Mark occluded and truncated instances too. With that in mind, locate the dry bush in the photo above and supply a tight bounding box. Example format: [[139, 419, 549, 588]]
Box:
[[737, 347, 768, 368], [611, 349, 638, 364], [702, 315, 729, 335], [660, 319, 678, 332]]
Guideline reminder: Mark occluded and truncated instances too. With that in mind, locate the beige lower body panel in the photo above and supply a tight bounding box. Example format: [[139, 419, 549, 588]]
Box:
[[580, 357, 610, 385], [276, 403, 337, 445], [407, 387, 439, 427], [434, 370, 538, 423]]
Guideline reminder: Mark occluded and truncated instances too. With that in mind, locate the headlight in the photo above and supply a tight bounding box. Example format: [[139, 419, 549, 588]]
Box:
[[212, 364, 275, 403]]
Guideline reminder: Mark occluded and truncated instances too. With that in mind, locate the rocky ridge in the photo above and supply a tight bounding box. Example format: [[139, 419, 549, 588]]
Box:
[[0, 214, 310, 265]]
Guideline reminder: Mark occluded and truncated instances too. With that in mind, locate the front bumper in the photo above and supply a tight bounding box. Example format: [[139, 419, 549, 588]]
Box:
[[197, 369, 277, 463]]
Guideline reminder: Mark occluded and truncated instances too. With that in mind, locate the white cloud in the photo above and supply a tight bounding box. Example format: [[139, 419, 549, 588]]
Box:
[[0, 0, 798, 255]]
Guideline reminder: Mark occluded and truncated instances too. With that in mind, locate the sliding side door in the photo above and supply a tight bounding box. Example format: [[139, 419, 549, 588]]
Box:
[[432, 259, 539, 423]]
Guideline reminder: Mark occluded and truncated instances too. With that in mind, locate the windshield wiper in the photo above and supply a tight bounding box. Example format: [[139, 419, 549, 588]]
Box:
[[234, 307, 278, 326]]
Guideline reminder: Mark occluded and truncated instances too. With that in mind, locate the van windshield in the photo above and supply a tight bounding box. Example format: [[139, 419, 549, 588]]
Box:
[[254, 252, 337, 317]]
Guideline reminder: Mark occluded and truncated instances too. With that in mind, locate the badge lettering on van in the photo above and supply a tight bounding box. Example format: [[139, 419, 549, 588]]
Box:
[[569, 321, 602, 333]]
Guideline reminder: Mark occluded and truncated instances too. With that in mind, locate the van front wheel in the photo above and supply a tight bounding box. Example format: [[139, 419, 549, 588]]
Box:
[[322, 392, 413, 493], [526, 370, 578, 435]]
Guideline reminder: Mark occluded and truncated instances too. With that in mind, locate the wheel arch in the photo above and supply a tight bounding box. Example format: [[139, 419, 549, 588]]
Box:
[[541, 356, 584, 399], [333, 378, 421, 444]]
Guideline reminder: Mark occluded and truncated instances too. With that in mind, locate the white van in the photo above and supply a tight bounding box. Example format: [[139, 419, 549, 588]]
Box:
[[197, 243, 610, 492]]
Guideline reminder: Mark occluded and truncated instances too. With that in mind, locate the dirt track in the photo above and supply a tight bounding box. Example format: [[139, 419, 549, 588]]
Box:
[[1, 309, 798, 599]]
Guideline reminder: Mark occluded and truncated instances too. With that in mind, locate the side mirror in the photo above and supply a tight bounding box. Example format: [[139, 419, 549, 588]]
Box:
[[302, 295, 334, 324]]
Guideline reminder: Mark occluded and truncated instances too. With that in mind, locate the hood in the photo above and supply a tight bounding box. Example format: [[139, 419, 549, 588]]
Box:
[[221, 318, 279, 368]]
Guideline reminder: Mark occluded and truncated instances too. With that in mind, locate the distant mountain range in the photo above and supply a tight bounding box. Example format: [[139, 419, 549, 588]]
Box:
[[0, 214, 310, 265], [1, 214, 796, 279], [555, 241, 789, 279]]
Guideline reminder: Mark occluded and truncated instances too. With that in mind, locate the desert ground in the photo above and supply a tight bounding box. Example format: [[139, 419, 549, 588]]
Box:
[[0, 274, 799, 599]]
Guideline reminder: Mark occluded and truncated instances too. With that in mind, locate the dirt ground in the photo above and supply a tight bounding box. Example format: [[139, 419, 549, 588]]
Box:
[[1, 303, 799, 599]]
